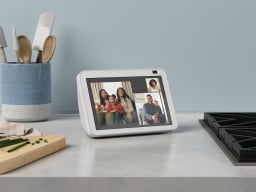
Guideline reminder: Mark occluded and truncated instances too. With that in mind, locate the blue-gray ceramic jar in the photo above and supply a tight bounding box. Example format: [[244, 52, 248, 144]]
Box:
[[1, 63, 51, 122]]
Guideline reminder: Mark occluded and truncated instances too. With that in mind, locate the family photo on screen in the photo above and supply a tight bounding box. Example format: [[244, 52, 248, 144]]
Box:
[[90, 77, 169, 129]]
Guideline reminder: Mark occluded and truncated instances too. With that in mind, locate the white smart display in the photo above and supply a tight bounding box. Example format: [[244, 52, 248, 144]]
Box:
[[77, 69, 177, 138]]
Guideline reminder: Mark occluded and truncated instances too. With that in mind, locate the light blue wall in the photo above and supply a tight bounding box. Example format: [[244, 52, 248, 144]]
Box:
[[1, 0, 256, 112]]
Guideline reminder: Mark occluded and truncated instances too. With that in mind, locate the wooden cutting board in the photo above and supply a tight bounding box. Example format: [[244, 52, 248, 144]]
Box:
[[0, 135, 66, 174]]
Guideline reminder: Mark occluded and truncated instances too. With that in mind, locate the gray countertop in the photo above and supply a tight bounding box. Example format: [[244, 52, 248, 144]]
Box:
[[1, 113, 256, 192]]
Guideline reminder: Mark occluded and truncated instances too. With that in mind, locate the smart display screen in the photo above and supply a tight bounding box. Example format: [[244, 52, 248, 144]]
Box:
[[87, 76, 172, 130]]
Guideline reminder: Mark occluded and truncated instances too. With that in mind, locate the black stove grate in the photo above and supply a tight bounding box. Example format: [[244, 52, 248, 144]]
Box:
[[203, 113, 256, 162]]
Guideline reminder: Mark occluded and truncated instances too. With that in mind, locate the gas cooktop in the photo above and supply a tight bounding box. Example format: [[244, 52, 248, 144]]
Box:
[[202, 113, 256, 163]]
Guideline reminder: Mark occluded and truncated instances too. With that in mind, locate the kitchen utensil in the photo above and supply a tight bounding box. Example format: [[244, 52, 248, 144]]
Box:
[[0, 26, 7, 63], [12, 25, 20, 63], [42, 35, 56, 63], [0, 135, 66, 174], [32, 12, 55, 63], [18, 35, 32, 64]]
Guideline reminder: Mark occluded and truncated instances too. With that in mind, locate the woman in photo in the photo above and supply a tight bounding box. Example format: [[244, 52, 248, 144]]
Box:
[[116, 87, 138, 124], [148, 79, 161, 93], [95, 89, 114, 125]]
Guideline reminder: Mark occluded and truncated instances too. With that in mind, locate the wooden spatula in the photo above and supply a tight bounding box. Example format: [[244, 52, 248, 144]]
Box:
[[42, 35, 56, 63], [0, 26, 7, 63], [18, 35, 32, 64]]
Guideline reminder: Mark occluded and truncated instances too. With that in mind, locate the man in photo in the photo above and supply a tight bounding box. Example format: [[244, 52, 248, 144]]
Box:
[[143, 94, 165, 124]]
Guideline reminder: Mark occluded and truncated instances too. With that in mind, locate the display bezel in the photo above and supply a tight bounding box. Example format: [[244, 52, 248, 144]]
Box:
[[77, 69, 177, 137]]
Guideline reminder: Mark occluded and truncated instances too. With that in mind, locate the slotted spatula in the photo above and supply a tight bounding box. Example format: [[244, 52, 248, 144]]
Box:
[[18, 35, 32, 64], [32, 12, 55, 63], [0, 26, 7, 63]]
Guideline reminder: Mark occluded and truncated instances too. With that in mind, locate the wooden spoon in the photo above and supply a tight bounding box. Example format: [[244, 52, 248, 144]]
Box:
[[41, 35, 56, 63], [18, 35, 32, 64]]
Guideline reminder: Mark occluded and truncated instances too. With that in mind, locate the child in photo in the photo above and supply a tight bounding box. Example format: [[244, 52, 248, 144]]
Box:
[[107, 94, 125, 124]]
